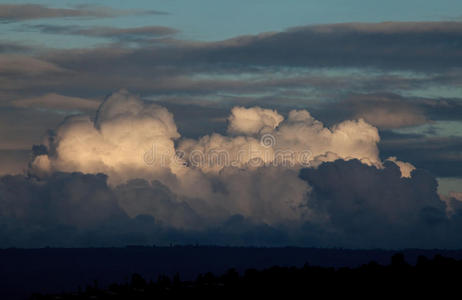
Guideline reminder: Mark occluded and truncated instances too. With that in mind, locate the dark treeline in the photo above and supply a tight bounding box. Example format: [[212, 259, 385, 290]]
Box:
[[7, 246, 462, 299], [31, 253, 460, 299]]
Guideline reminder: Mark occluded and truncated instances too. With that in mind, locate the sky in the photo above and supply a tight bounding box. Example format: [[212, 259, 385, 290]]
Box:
[[3, 0, 462, 47], [1, 1, 462, 248]]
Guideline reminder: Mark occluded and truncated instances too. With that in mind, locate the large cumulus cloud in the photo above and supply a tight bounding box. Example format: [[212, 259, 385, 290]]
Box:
[[30, 90, 388, 225], [1, 90, 459, 248]]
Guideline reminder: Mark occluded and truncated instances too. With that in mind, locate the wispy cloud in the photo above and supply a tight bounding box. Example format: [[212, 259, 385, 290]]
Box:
[[11, 93, 100, 111], [0, 4, 166, 22], [28, 24, 179, 43]]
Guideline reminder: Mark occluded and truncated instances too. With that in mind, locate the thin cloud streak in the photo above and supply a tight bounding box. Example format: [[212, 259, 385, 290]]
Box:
[[0, 4, 166, 22]]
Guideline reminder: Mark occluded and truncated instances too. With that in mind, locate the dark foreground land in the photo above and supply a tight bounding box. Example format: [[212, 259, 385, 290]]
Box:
[[2, 246, 462, 299], [31, 253, 462, 299]]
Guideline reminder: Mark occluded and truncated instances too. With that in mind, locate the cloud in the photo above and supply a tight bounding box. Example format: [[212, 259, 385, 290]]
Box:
[[0, 172, 131, 247], [31, 90, 386, 181], [39, 21, 456, 74], [114, 179, 205, 229], [440, 192, 462, 216], [0, 90, 460, 248], [0, 159, 459, 248], [30, 90, 180, 183], [6, 21, 462, 109], [11, 93, 100, 111], [306, 21, 462, 34], [0, 54, 66, 75], [352, 105, 428, 130], [204, 21, 462, 72], [310, 93, 462, 132], [227, 106, 284, 135], [2, 20, 459, 132], [0, 170, 293, 247], [71, 25, 178, 39], [34, 21, 462, 76], [178, 106, 382, 177], [298, 159, 455, 248], [0, 4, 165, 22], [1, 16, 462, 248], [29, 25, 179, 43], [28, 90, 412, 227], [0, 172, 126, 228], [330, 93, 429, 129], [386, 157, 415, 178], [27, 92, 315, 225]]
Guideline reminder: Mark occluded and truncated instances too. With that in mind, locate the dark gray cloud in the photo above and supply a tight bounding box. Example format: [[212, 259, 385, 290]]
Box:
[[200, 21, 462, 72], [0, 171, 292, 247], [28, 24, 178, 43], [38, 21, 462, 71], [114, 179, 205, 229], [47, 21, 458, 73], [0, 4, 165, 22], [0, 172, 127, 247], [299, 159, 457, 248], [1, 159, 462, 248]]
